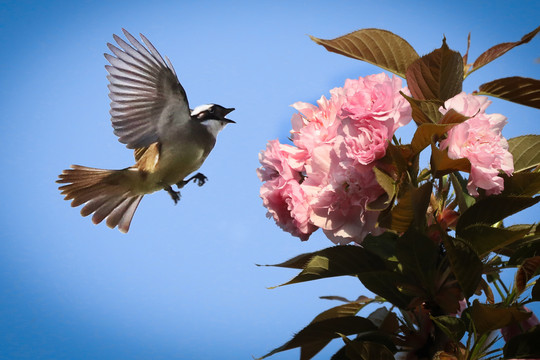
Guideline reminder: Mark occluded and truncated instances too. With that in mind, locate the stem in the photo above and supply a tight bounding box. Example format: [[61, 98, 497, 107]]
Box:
[[498, 278, 510, 297], [492, 281, 506, 302]]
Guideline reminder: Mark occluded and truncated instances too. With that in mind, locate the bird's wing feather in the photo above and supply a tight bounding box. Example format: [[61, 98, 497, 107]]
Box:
[[105, 29, 190, 149]]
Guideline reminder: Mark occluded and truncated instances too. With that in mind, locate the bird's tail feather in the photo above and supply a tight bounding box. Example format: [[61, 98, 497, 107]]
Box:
[[57, 165, 143, 233]]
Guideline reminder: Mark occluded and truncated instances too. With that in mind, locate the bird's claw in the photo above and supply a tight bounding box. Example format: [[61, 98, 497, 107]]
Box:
[[192, 173, 208, 187], [177, 173, 208, 189], [164, 186, 181, 205]]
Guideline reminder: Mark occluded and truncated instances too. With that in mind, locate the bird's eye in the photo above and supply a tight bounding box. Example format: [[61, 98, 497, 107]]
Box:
[[208, 108, 214, 114]]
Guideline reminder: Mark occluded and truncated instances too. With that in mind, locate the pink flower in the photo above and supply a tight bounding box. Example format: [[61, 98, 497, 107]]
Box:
[[260, 177, 317, 241], [257, 139, 307, 182], [290, 92, 344, 153], [339, 73, 412, 131], [304, 145, 385, 245], [258, 73, 412, 244], [336, 74, 412, 165], [337, 118, 393, 165], [440, 93, 514, 196]]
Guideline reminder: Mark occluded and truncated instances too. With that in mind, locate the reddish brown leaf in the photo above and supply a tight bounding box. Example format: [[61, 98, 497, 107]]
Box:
[[310, 28, 419, 78], [405, 38, 463, 102], [477, 76, 540, 109], [515, 256, 540, 294], [467, 26, 540, 76]]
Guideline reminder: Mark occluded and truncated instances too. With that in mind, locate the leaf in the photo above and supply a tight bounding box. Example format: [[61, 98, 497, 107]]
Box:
[[503, 325, 540, 359], [456, 196, 540, 234], [362, 232, 398, 263], [396, 229, 439, 293], [508, 230, 540, 265], [479, 277, 495, 304], [468, 300, 532, 334], [434, 286, 463, 315], [379, 182, 433, 232], [258, 316, 377, 359], [430, 143, 471, 177], [367, 307, 399, 334], [477, 76, 540, 109], [405, 37, 463, 102], [515, 256, 540, 295], [508, 135, 540, 172], [410, 109, 469, 154], [431, 315, 466, 342], [449, 172, 475, 213], [458, 223, 532, 257], [300, 301, 373, 360], [268, 246, 387, 288], [400, 91, 443, 125], [532, 281, 540, 302], [357, 271, 415, 309], [311, 302, 370, 324], [443, 236, 482, 298], [340, 338, 395, 360], [310, 28, 419, 78], [501, 172, 540, 197], [373, 167, 396, 200], [467, 25, 540, 76]]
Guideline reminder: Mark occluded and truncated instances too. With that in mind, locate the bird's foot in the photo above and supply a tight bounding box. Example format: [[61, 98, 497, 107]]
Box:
[[164, 185, 181, 205], [177, 173, 208, 189]]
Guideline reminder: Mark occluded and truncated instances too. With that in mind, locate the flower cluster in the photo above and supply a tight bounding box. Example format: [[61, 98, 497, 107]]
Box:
[[258, 73, 412, 244], [439, 92, 514, 196]]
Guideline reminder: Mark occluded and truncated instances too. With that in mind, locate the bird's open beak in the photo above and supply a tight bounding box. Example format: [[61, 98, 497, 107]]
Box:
[[223, 107, 235, 123]]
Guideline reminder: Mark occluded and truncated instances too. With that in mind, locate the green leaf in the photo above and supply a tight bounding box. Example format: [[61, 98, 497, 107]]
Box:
[[379, 182, 433, 232], [310, 28, 419, 78], [458, 224, 532, 257], [311, 302, 371, 324], [340, 338, 395, 360], [357, 271, 415, 309], [431, 315, 466, 342], [477, 76, 540, 109], [456, 196, 540, 234], [468, 300, 532, 334], [503, 325, 540, 359], [373, 167, 396, 200], [443, 236, 482, 298], [300, 301, 373, 360], [410, 109, 469, 154], [396, 230, 439, 293], [405, 37, 463, 102], [466, 25, 540, 77], [501, 172, 540, 197], [362, 232, 398, 263], [514, 256, 540, 295], [430, 143, 471, 177], [400, 91, 443, 125], [449, 172, 475, 212], [367, 307, 399, 334], [258, 316, 377, 359], [508, 135, 540, 172], [268, 246, 386, 288], [508, 228, 540, 265]]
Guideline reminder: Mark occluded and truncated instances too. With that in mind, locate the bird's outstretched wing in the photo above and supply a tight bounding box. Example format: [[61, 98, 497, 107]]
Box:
[[105, 29, 191, 149]]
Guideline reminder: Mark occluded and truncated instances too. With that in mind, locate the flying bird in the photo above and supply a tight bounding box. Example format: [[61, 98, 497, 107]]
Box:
[[57, 29, 235, 233]]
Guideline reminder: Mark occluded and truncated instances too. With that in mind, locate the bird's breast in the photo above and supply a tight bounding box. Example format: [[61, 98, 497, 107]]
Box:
[[155, 140, 208, 185]]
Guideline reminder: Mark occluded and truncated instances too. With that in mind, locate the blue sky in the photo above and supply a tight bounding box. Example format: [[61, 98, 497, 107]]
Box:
[[0, 1, 539, 359]]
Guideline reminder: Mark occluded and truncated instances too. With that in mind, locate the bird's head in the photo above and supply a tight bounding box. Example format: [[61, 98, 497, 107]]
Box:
[[191, 104, 235, 137]]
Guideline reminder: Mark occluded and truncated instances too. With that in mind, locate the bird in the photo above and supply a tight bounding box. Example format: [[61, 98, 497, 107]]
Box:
[[57, 29, 235, 233]]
